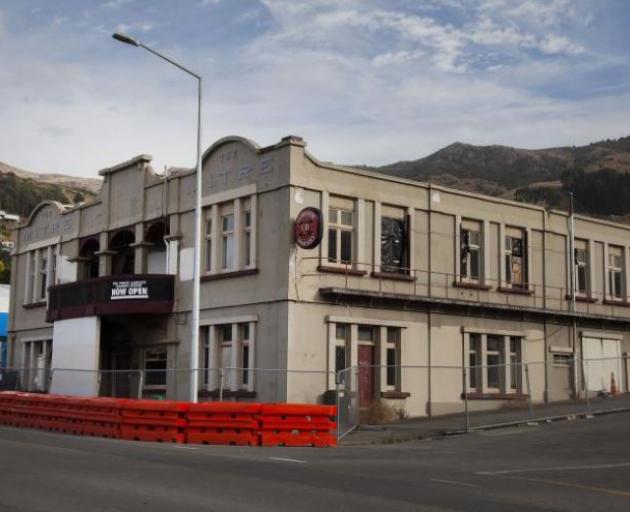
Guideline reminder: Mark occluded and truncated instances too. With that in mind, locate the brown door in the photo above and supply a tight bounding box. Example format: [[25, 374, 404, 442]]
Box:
[[358, 345, 375, 407]]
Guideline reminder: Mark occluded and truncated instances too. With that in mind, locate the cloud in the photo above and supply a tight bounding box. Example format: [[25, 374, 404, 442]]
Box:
[[0, 0, 627, 178], [101, 0, 134, 9], [115, 21, 154, 33], [371, 50, 425, 67]]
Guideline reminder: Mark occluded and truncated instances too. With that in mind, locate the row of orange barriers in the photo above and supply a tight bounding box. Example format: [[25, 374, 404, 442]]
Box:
[[0, 392, 336, 447]]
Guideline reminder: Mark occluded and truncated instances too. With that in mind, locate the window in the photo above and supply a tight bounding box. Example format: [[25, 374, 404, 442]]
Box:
[[144, 349, 167, 388], [553, 353, 572, 367], [221, 214, 235, 270], [358, 325, 375, 342], [381, 216, 407, 273], [505, 228, 526, 288], [219, 324, 232, 371], [51, 252, 57, 288], [27, 251, 36, 302], [205, 217, 213, 272], [468, 335, 479, 390], [39, 253, 48, 299], [468, 334, 522, 394], [486, 335, 502, 389], [608, 245, 624, 300], [509, 337, 521, 390], [574, 241, 588, 296], [23, 339, 52, 392], [243, 210, 252, 267], [335, 324, 348, 377], [240, 323, 250, 386], [206, 322, 255, 390], [460, 221, 481, 281], [386, 327, 401, 388], [328, 206, 353, 264]]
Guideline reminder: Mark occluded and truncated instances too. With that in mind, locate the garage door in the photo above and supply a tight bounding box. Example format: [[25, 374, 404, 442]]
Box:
[[582, 337, 622, 393]]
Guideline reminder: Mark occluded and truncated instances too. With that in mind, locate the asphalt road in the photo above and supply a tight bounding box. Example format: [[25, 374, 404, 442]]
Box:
[[2, 413, 630, 511]]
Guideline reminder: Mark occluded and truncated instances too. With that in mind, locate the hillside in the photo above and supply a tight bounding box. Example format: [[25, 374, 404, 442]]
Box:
[[369, 136, 630, 218], [0, 161, 100, 219]]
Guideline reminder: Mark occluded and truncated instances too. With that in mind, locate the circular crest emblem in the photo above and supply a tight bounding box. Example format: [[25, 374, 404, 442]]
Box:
[[294, 207, 322, 249]]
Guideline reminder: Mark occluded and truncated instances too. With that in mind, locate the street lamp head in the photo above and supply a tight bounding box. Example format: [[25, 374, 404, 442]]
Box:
[[112, 32, 139, 47]]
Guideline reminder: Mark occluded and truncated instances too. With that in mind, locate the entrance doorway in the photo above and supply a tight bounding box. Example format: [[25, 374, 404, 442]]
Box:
[[358, 345, 375, 407]]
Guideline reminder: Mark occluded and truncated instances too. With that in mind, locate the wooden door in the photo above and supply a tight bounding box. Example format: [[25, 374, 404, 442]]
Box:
[[358, 345, 375, 407]]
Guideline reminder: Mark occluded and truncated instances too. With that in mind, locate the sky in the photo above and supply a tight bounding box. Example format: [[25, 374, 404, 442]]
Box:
[[0, 0, 629, 178]]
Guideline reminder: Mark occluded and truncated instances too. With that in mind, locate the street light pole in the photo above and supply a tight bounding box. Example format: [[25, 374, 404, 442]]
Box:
[[113, 32, 202, 403]]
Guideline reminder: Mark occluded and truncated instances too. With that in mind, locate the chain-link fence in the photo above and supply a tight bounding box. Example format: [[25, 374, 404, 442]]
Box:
[[0, 367, 51, 393], [335, 356, 630, 438], [4, 358, 630, 439]]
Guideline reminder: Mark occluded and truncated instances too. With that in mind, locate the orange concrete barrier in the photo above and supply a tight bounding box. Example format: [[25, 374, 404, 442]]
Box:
[[186, 402, 260, 446], [0, 392, 338, 447], [258, 403, 337, 447]]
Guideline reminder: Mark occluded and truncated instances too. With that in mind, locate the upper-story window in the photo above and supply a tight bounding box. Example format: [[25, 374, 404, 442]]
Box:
[[39, 253, 48, 300], [460, 220, 482, 282], [221, 212, 235, 270], [504, 227, 526, 288], [204, 193, 256, 275], [328, 205, 354, 264], [243, 208, 252, 267], [381, 212, 407, 274], [608, 245, 624, 300], [27, 252, 36, 301], [205, 217, 213, 272], [24, 246, 56, 304], [574, 239, 589, 296]]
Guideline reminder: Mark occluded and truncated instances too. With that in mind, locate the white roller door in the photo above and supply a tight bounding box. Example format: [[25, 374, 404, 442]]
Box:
[[582, 336, 622, 393]]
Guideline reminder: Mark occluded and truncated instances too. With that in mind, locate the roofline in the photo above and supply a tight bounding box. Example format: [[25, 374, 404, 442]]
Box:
[[98, 154, 152, 176], [20, 201, 69, 228]]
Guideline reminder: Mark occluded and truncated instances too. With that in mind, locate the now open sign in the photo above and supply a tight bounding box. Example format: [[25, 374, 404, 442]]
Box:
[[111, 280, 149, 300]]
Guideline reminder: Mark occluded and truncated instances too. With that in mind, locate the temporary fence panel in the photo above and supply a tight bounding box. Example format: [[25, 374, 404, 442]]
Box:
[[336, 366, 358, 439]]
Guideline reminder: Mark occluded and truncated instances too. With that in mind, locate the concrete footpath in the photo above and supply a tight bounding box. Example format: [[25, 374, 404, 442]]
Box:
[[341, 393, 630, 445]]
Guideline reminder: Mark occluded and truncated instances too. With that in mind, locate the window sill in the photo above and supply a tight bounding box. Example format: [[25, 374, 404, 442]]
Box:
[[201, 268, 259, 282], [23, 301, 47, 309], [381, 391, 411, 399], [602, 299, 630, 307], [452, 281, 492, 291], [497, 286, 534, 296], [371, 272, 416, 282], [564, 294, 598, 303], [198, 389, 257, 399], [463, 392, 528, 400], [318, 265, 367, 277]]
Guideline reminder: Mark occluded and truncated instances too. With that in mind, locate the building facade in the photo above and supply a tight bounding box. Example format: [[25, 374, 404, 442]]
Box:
[[7, 135, 630, 416]]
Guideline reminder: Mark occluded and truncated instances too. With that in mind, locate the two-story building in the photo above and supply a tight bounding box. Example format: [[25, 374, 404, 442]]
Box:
[[7, 135, 630, 416]]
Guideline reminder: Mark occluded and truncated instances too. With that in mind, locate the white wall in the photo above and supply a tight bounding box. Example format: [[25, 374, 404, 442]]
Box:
[[50, 316, 101, 396]]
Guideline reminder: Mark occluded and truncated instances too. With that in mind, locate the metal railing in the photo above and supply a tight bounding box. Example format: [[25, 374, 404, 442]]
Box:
[[297, 256, 630, 318]]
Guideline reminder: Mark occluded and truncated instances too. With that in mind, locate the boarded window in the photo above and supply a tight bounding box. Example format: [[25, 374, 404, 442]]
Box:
[[381, 217, 406, 273]]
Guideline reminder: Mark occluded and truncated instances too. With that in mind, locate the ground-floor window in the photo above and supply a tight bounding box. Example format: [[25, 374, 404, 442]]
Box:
[[386, 327, 401, 389], [467, 333, 522, 394], [22, 339, 52, 392], [143, 349, 167, 389], [203, 321, 256, 392]]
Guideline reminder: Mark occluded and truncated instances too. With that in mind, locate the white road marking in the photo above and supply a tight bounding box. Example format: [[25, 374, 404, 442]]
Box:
[[172, 446, 199, 451], [476, 462, 630, 476], [429, 478, 478, 488], [268, 457, 308, 464]]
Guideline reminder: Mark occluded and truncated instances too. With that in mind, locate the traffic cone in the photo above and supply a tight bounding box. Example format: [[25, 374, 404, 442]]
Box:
[[610, 372, 618, 396]]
